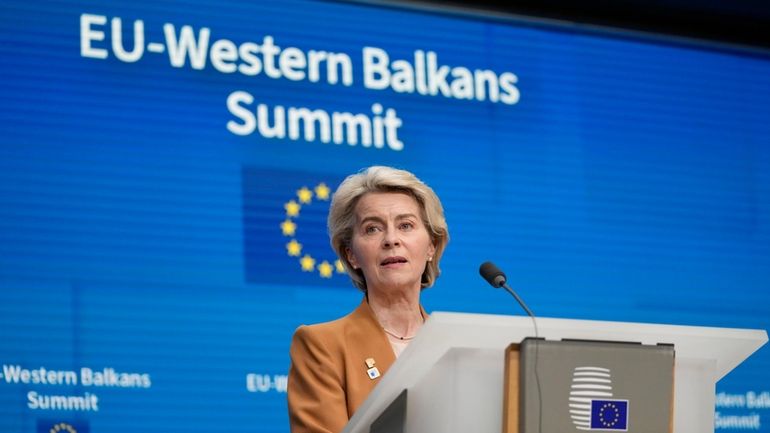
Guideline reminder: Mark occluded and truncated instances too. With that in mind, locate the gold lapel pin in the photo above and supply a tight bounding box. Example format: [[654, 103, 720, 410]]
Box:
[[365, 358, 380, 379]]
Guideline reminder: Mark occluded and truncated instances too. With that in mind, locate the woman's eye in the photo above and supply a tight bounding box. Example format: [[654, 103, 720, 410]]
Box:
[[364, 225, 380, 234], [399, 222, 414, 230]]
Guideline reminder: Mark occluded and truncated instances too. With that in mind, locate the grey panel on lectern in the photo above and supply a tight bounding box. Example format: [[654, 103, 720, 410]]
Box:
[[370, 389, 407, 433], [520, 339, 674, 433]]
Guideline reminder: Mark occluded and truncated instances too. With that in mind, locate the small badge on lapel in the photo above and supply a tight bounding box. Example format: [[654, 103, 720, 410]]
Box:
[[365, 357, 380, 380]]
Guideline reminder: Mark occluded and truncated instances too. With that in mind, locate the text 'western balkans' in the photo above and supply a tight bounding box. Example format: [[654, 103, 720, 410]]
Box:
[[80, 14, 522, 150], [1, 364, 151, 388], [2, 364, 152, 413]]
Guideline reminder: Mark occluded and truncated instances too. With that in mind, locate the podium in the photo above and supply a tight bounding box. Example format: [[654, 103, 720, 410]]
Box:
[[341, 312, 768, 433]]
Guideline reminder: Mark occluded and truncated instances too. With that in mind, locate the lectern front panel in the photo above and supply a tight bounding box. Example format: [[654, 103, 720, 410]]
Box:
[[519, 339, 674, 433]]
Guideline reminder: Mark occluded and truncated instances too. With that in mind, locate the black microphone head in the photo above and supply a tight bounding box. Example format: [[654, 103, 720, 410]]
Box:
[[479, 261, 506, 288]]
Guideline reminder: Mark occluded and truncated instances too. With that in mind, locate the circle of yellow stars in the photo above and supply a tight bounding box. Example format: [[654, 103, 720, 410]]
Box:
[[597, 402, 621, 427], [49, 423, 78, 433], [281, 182, 346, 279]]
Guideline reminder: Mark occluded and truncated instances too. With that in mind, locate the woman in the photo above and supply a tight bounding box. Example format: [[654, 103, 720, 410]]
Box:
[[287, 166, 449, 433]]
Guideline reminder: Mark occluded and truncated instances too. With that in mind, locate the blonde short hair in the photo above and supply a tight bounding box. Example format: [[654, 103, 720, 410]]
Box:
[[328, 166, 449, 292]]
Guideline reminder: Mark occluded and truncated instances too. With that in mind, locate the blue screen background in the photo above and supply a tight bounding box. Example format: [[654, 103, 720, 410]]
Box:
[[1, 0, 768, 431]]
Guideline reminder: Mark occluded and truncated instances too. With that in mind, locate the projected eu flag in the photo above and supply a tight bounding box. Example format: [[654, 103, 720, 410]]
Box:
[[37, 420, 89, 433], [242, 167, 348, 287]]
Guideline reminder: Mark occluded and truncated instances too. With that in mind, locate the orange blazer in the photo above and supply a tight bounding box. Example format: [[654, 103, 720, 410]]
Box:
[[288, 299, 399, 433]]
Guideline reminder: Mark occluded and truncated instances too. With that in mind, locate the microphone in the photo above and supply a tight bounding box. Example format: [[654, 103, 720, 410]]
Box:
[[479, 261, 535, 318], [480, 261, 542, 433], [479, 261, 506, 288]]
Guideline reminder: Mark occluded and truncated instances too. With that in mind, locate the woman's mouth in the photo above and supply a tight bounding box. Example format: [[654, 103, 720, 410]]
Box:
[[380, 256, 408, 267]]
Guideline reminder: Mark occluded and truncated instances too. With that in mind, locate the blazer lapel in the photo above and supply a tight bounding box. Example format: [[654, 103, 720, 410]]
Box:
[[343, 299, 396, 415]]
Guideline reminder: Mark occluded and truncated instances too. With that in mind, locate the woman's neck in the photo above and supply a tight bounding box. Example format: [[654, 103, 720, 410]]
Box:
[[367, 289, 424, 339]]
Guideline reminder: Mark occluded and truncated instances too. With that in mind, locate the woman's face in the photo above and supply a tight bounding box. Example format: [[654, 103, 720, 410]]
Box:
[[346, 192, 436, 294]]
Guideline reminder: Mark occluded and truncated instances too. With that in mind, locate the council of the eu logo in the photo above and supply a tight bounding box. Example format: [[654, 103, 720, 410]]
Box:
[[242, 167, 348, 287], [569, 366, 629, 431]]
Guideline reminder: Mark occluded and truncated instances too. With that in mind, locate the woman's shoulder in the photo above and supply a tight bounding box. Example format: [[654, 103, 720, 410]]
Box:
[[294, 308, 358, 337], [291, 301, 371, 346], [293, 316, 345, 339]]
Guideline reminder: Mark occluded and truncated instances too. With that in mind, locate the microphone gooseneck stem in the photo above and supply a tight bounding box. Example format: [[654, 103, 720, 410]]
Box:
[[501, 282, 535, 319]]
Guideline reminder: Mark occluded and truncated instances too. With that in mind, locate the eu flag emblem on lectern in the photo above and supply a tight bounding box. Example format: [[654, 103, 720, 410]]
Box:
[[590, 399, 628, 430]]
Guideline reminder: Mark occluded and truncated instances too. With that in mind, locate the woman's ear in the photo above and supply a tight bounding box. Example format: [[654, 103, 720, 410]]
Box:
[[346, 247, 359, 269]]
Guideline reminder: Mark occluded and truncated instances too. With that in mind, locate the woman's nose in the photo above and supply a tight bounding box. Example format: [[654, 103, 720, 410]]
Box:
[[382, 230, 400, 247]]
